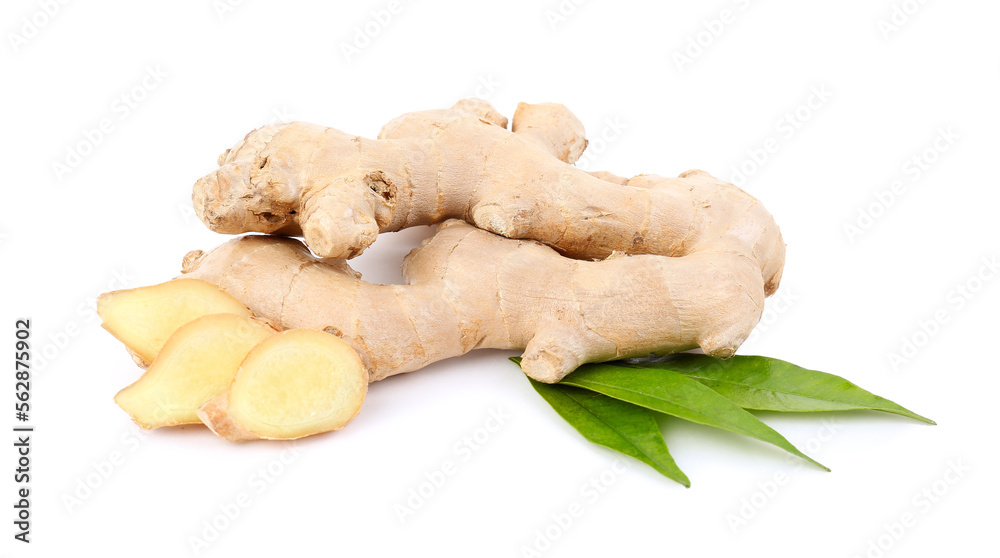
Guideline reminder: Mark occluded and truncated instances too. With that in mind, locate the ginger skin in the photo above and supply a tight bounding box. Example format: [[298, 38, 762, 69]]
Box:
[[181, 220, 767, 384], [192, 99, 784, 298]]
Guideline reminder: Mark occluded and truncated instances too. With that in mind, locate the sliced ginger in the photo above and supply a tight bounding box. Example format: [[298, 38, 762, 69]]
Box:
[[114, 313, 276, 429], [198, 329, 368, 441], [101, 99, 791, 441], [98, 278, 252, 366]]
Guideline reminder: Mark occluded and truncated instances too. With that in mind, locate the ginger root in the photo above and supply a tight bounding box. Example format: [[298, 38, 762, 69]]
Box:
[[181, 220, 766, 384], [114, 313, 276, 429], [100, 99, 792, 441], [192, 99, 784, 298], [97, 217, 769, 439]]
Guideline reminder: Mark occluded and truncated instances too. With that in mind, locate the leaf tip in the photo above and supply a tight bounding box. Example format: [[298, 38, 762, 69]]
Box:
[[906, 409, 936, 425], [654, 466, 690, 487], [799, 453, 831, 472], [892, 408, 936, 425]]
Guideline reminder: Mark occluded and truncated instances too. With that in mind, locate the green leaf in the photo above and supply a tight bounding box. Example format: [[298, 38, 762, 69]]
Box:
[[558, 362, 829, 471], [520, 366, 689, 486], [630, 354, 935, 424]]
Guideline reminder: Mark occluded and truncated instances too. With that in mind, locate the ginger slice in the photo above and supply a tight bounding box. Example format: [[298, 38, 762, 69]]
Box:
[[198, 329, 368, 441], [98, 278, 252, 366], [114, 313, 276, 429]]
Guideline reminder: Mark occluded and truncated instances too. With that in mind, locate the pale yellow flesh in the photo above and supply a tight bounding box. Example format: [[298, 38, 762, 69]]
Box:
[[114, 314, 275, 429], [226, 330, 368, 440], [98, 278, 252, 364]]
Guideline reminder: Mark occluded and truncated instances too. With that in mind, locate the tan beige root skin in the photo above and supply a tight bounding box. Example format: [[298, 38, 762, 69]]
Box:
[[183, 221, 767, 384], [98, 278, 252, 365], [114, 313, 276, 429], [197, 329, 368, 441], [510, 101, 587, 164], [196, 392, 257, 441], [191, 99, 784, 299]]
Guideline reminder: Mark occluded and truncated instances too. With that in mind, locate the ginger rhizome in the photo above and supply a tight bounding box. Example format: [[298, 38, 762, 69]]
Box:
[[100, 213, 773, 440], [98, 98, 791, 441], [181, 220, 766, 383], [192, 99, 784, 299]]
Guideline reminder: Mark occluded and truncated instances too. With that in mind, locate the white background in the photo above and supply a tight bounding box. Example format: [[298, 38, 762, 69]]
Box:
[[2, 1, 998, 556]]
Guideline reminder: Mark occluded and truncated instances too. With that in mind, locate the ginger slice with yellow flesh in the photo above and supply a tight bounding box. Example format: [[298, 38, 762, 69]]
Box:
[[98, 278, 251, 366], [198, 329, 368, 441], [115, 313, 276, 429]]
